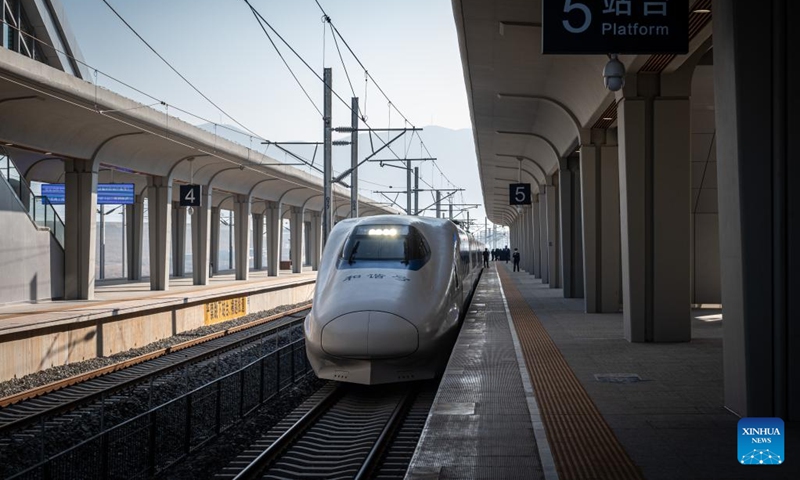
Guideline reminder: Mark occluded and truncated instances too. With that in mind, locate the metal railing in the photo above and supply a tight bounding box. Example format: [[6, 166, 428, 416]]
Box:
[[9, 338, 312, 480], [0, 154, 65, 248]]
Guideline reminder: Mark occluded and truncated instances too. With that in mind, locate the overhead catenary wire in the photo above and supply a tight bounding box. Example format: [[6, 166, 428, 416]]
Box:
[[105, 0, 395, 190], [242, 3, 325, 118], [312, 0, 460, 191], [329, 20, 358, 106], [243, 0, 414, 167], [100, 0, 278, 139]]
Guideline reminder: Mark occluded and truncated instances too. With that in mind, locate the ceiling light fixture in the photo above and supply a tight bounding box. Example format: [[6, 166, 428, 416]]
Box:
[[602, 117, 614, 121], [693, 9, 711, 14]]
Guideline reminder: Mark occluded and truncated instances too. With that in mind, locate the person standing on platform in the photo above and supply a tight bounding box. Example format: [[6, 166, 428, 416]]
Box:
[[512, 248, 520, 272], [504, 246, 511, 264], [483, 248, 490, 268]]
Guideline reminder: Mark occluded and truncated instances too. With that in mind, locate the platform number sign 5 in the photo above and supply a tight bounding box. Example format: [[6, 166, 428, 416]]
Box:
[[509, 183, 532, 206], [542, 0, 689, 55], [562, 0, 592, 33], [179, 184, 202, 207]]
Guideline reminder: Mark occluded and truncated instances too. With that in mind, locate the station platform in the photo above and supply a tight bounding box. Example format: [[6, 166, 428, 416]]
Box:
[[0, 269, 316, 382], [407, 263, 799, 480]]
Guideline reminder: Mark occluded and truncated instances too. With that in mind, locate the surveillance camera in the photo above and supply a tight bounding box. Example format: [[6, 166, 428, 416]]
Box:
[[603, 55, 626, 92]]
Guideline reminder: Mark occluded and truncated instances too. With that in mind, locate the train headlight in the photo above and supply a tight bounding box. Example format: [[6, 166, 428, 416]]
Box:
[[368, 228, 398, 236]]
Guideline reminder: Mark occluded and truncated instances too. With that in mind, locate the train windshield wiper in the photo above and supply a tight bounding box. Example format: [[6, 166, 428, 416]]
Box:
[[348, 241, 360, 265], [402, 240, 410, 265]]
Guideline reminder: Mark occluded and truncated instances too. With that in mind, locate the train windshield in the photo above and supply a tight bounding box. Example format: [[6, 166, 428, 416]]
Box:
[[339, 225, 430, 270]]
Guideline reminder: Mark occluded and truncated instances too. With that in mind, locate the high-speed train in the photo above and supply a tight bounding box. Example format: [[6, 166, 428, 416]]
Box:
[[304, 215, 484, 385]]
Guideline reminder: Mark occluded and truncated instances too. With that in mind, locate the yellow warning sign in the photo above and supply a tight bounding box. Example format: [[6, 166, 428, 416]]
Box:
[[204, 296, 247, 325]]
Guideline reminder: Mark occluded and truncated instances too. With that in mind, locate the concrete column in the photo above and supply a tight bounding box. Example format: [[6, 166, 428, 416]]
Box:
[[526, 207, 535, 273], [252, 213, 264, 270], [531, 195, 541, 278], [171, 202, 187, 277], [516, 215, 523, 269], [546, 182, 560, 288], [64, 158, 97, 300], [517, 212, 524, 269], [508, 221, 520, 263], [713, 0, 800, 419], [147, 176, 172, 291], [580, 129, 621, 313], [210, 206, 220, 275], [125, 194, 144, 281], [191, 189, 212, 285], [265, 201, 281, 276], [538, 191, 549, 283], [559, 156, 584, 298], [233, 195, 251, 281], [618, 73, 691, 342], [290, 207, 304, 273], [303, 221, 311, 266], [309, 212, 321, 271]]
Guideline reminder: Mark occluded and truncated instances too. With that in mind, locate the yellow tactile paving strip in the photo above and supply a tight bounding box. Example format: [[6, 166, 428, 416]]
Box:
[[497, 266, 644, 480]]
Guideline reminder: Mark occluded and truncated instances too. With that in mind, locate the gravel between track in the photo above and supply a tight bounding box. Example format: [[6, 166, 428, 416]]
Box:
[[0, 301, 311, 398], [157, 377, 326, 480]]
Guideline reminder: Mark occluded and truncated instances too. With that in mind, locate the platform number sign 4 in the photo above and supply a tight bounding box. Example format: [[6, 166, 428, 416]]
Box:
[[542, 0, 689, 55], [180, 184, 202, 207], [509, 183, 532, 206]]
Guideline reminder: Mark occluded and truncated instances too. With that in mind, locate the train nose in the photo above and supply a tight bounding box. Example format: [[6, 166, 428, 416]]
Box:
[[321, 311, 418, 359]]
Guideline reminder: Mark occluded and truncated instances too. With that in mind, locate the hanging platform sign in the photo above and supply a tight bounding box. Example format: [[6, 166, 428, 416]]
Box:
[[179, 184, 202, 207], [509, 183, 532, 206], [542, 0, 689, 54]]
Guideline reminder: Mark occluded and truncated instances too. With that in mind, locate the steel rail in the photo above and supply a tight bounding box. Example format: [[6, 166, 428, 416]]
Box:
[[354, 388, 416, 480], [232, 384, 344, 480], [228, 384, 422, 480]]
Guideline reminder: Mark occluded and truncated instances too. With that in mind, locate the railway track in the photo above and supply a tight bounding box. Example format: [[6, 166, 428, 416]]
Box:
[[0, 305, 310, 436], [219, 380, 437, 480]]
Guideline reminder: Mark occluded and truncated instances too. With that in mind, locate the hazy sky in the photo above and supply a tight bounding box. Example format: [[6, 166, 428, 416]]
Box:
[[61, 0, 472, 141]]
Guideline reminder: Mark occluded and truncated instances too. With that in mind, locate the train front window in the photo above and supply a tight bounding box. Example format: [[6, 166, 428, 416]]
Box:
[[340, 225, 430, 270]]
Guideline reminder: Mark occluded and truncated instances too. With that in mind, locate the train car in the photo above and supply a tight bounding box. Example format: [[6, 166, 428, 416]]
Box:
[[304, 215, 483, 385]]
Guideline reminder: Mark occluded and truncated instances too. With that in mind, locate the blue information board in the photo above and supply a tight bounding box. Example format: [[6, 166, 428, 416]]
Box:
[[41, 183, 135, 205], [40, 184, 65, 205]]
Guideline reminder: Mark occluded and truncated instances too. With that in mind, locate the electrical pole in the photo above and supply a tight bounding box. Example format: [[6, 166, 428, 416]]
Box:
[[323, 68, 333, 246], [414, 167, 419, 215], [436, 190, 442, 218], [449, 203, 453, 220], [406, 159, 412, 215], [350, 96, 358, 219]]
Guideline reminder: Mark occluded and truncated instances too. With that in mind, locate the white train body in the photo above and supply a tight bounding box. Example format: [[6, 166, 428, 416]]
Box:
[[304, 215, 482, 385]]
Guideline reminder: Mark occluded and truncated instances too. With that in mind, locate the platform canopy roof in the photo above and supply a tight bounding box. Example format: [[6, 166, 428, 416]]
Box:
[[452, 0, 713, 225], [0, 47, 396, 216]]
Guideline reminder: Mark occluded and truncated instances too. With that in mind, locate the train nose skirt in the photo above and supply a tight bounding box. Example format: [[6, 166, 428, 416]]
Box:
[[321, 311, 418, 358]]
